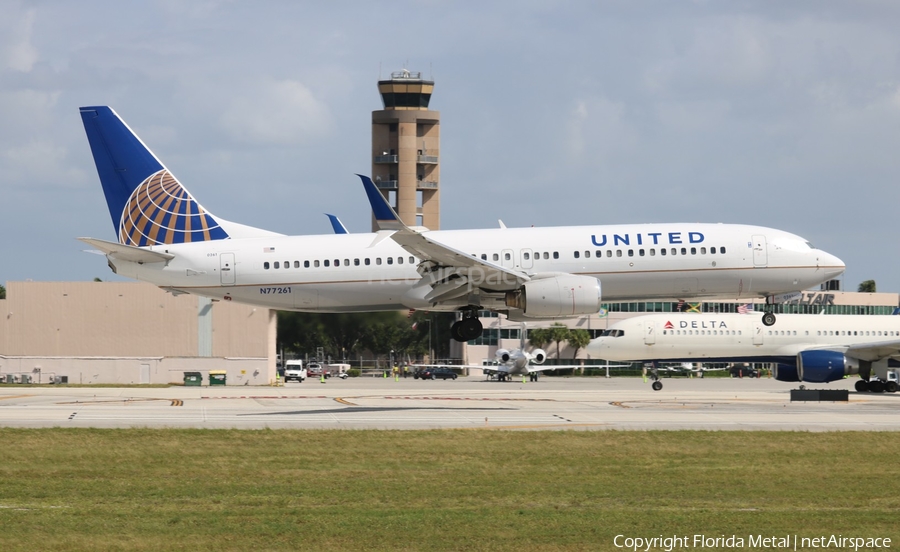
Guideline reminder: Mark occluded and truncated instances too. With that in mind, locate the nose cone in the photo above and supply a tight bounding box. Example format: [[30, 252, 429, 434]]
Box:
[[586, 338, 604, 358], [818, 250, 846, 280]]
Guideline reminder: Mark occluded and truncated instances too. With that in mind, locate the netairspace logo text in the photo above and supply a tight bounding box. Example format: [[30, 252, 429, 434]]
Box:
[[613, 534, 891, 551]]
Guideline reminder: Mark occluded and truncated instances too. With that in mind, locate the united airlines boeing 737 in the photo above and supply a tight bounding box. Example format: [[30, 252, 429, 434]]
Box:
[[78, 106, 845, 341], [587, 312, 900, 392]]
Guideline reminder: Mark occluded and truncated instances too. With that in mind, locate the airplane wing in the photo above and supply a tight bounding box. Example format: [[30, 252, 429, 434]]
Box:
[[838, 340, 900, 362], [78, 237, 174, 264], [358, 175, 530, 299]]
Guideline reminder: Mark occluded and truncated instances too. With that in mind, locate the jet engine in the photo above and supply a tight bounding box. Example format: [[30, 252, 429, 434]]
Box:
[[531, 348, 546, 364], [496, 349, 511, 363], [772, 363, 799, 382], [505, 275, 601, 318], [796, 350, 859, 383]]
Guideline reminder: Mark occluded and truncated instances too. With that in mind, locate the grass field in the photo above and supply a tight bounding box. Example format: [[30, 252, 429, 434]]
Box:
[[1, 429, 898, 551]]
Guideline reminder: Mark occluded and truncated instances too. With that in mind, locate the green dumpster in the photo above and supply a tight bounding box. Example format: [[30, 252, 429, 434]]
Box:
[[209, 370, 227, 386], [183, 372, 202, 386]]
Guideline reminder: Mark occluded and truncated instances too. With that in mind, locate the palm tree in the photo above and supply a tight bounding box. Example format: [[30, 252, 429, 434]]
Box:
[[0, 284, 5, 300], [566, 328, 591, 359], [858, 280, 876, 293]]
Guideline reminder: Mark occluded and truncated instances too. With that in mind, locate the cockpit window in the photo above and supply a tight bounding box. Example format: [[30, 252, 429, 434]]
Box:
[[600, 329, 625, 337]]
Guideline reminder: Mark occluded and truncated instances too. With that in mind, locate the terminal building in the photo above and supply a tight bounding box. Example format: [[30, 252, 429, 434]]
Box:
[[0, 282, 275, 385]]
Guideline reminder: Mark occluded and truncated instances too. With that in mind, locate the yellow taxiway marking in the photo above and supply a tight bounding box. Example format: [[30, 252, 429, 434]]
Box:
[[0, 395, 34, 401]]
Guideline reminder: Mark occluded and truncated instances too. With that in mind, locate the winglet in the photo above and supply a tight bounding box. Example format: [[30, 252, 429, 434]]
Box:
[[357, 174, 405, 231], [325, 214, 349, 234]]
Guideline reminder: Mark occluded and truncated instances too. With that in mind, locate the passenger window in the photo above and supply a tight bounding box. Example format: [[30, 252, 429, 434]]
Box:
[[365, 258, 370, 265], [504, 253, 511, 261], [409, 256, 415, 264], [616, 250, 622, 257], [294, 261, 300, 268], [721, 247, 726, 254], [700, 247, 707, 254], [628, 250, 634, 257], [649, 249, 655, 256], [274, 261, 280, 269], [481, 254, 487, 260], [691, 248, 696, 255], [553, 252, 559, 259], [354, 259, 360, 266], [595, 251, 602, 258], [543, 252, 549, 260], [376, 258, 382, 265], [524, 252, 530, 260], [710, 247, 716, 254], [334, 259, 339, 266], [574, 251, 580, 259], [493, 253, 499, 261], [671, 248, 677, 255], [264, 262, 270, 269], [639, 249, 645, 256], [660, 248, 666, 256], [387, 257, 394, 265], [314, 260, 320, 267], [398, 257, 403, 264], [681, 248, 687, 255], [323, 260, 329, 267], [344, 259, 350, 266], [304, 260, 310, 268], [284, 260, 289, 268], [607, 250, 612, 257], [584, 251, 590, 258]]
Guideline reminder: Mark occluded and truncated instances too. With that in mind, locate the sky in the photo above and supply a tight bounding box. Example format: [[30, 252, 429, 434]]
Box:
[[1, 0, 899, 294]]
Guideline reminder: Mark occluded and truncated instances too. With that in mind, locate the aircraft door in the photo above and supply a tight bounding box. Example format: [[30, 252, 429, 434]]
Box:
[[220, 253, 235, 285], [752, 324, 764, 346], [501, 249, 515, 269], [644, 322, 656, 345], [521, 249, 534, 269], [751, 235, 768, 267]]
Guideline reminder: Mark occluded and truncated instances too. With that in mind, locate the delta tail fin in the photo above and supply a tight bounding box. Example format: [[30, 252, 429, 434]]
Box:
[[79, 106, 281, 247]]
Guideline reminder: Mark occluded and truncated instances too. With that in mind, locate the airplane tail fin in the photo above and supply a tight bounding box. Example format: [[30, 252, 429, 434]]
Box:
[[80, 106, 280, 246]]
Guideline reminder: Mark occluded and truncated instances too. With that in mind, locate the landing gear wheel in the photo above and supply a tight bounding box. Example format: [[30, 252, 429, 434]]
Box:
[[868, 380, 885, 393], [450, 322, 464, 342], [651, 381, 663, 391], [886, 381, 898, 393], [762, 312, 776, 326], [456, 317, 483, 341], [855, 380, 869, 393]]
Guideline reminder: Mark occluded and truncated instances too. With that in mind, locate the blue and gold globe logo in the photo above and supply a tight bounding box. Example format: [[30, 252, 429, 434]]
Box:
[[118, 169, 228, 246]]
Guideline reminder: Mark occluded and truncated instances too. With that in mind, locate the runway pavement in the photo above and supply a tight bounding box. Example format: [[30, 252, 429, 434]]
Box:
[[0, 376, 897, 430]]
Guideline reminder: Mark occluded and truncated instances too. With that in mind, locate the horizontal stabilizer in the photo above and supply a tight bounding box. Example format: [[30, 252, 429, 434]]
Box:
[[78, 237, 174, 264]]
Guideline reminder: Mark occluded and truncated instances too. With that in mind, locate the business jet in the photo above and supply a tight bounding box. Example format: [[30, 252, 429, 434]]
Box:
[[587, 312, 900, 392], [78, 106, 845, 342]]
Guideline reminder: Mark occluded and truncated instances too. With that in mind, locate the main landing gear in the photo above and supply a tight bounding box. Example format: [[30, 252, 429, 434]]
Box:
[[761, 311, 776, 326], [450, 310, 483, 342]]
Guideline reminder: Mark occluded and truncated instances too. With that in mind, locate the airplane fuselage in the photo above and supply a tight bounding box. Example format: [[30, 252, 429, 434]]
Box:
[[111, 223, 844, 315], [588, 312, 900, 368]]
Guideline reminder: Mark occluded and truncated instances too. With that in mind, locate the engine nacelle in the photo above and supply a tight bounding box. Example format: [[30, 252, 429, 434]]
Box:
[[496, 349, 511, 363], [772, 363, 799, 382], [505, 275, 601, 318], [530, 348, 546, 364], [797, 350, 859, 383]]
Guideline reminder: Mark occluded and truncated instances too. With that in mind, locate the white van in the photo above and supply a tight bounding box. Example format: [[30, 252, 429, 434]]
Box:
[[284, 360, 307, 382]]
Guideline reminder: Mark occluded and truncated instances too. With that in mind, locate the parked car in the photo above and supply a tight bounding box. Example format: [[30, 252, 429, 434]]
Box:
[[307, 362, 330, 378], [420, 367, 458, 380]]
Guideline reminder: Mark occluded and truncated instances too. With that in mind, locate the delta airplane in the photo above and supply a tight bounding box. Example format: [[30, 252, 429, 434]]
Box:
[[78, 106, 845, 342], [587, 312, 900, 392]]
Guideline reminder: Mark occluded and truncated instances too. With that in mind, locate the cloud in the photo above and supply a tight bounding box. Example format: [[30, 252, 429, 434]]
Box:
[[218, 79, 334, 145], [1, 4, 38, 72]]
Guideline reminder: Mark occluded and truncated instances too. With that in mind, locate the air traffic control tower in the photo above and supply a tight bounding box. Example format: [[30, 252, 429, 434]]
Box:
[[371, 69, 440, 230]]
